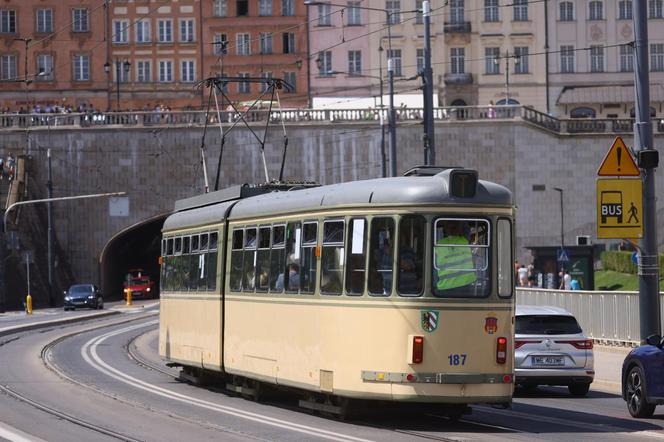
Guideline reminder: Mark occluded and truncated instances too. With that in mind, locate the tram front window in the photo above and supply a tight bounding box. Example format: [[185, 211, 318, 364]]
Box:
[[432, 218, 490, 298]]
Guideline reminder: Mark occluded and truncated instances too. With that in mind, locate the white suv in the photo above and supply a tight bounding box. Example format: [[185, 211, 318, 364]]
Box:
[[515, 305, 595, 396]]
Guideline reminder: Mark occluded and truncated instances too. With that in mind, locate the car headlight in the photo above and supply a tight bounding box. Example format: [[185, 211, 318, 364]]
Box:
[[64, 296, 71, 301], [88, 295, 95, 299], [146, 287, 150, 292]]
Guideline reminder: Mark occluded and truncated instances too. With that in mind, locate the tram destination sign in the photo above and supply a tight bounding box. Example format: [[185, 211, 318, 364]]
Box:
[[596, 178, 643, 239]]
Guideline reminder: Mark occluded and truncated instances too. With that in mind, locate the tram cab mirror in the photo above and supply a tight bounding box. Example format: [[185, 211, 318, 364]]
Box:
[[449, 169, 478, 198]]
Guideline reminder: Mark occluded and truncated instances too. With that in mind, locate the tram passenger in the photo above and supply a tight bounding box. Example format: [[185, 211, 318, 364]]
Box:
[[275, 263, 300, 291], [434, 221, 477, 292], [398, 241, 418, 293]]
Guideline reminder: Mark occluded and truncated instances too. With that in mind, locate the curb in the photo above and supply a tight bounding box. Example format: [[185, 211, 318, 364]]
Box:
[[0, 310, 121, 338]]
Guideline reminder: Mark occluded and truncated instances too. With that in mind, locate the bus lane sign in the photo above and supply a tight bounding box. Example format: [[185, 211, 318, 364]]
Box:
[[596, 178, 643, 239]]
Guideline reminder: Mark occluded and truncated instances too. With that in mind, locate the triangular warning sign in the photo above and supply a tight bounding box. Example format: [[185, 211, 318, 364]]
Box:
[[597, 136, 640, 176]]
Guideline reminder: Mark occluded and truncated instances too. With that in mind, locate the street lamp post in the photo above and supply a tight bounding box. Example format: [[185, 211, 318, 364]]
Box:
[[14, 37, 32, 110], [422, 0, 435, 165], [104, 59, 131, 111], [494, 51, 520, 105], [304, 0, 402, 176]]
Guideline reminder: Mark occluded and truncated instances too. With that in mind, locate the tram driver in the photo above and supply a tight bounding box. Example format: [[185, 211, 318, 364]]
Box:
[[434, 220, 477, 292]]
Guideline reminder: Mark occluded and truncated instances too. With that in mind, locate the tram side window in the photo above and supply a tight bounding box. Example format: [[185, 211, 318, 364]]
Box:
[[345, 218, 367, 295], [398, 215, 425, 296], [300, 222, 318, 294], [230, 229, 244, 291], [368, 217, 394, 296], [207, 232, 218, 291], [161, 238, 174, 291], [321, 220, 345, 295], [256, 227, 271, 291], [497, 219, 512, 298], [269, 225, 286, 292], [173, 237, 185, 291], [278, 222, 301, 292], [190, 235, 200, 291], [242, 228, 257, 292], [433, 218, 490, 298]]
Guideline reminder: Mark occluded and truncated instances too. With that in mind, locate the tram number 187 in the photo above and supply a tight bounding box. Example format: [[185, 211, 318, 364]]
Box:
[[448, 354, 467, 366]]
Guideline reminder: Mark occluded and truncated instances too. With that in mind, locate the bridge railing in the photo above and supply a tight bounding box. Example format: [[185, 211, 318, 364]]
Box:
[[1, 106, 662, 134], [517, 287, 664, 346]]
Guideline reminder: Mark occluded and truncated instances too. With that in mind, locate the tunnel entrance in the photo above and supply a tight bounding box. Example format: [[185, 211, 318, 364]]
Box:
[[100, 214, 168, 301]]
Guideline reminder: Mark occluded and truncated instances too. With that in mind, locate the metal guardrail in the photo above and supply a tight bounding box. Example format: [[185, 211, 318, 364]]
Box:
[[0, 106, 660, 135], [517, 287, 664, 346]]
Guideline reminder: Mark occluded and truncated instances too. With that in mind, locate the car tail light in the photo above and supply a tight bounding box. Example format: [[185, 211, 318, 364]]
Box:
[[515, 340, 540, 349], [412, 336, 424, 364], [496, 337, 507, 364], [556, 339, 593, 349]]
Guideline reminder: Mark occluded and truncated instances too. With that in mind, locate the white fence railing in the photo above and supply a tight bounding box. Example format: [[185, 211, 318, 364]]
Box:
[[517, 288, 664, 346]]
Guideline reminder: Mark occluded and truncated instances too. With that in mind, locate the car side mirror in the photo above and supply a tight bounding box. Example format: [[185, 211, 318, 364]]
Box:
[[646, 334, 662, 347]]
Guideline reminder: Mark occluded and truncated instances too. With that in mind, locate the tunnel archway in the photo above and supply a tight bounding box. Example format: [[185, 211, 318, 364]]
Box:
[[99, 213, 169, 301]]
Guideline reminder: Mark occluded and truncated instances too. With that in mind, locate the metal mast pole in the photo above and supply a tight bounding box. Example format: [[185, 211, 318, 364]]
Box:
[[387, 11, 397, 177], [422, 0, 435, 165], [47, 148, 54, 306], [379, 56, 386, 178], [115, 60, 120, 110], [633, 0, 660, 342]]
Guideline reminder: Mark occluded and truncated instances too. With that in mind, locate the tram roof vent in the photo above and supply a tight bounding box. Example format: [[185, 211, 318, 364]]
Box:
[[402, 165, 463, 177]]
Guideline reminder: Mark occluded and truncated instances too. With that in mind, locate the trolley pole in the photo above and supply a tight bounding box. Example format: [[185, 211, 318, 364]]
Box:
[[422, 0, 435, 165], [633, 1, 660, 342]]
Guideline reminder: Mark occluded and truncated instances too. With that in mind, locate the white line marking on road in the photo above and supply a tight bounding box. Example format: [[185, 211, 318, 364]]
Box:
[[81, 321, 373, 442], [0, 421, 48, 442]]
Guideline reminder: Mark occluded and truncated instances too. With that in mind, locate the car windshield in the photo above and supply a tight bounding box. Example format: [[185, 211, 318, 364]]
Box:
[[69, 285, 92, 294], [516, 315, 582, 335], [130, 278, 149, 285]]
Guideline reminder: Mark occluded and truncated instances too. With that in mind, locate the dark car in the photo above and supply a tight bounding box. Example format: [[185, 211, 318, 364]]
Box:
[[622, 334, 664, 418], [64, 284, 104, 311]]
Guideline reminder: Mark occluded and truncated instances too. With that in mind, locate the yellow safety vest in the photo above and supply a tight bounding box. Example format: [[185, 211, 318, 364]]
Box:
[[435, 236, 476, 290]]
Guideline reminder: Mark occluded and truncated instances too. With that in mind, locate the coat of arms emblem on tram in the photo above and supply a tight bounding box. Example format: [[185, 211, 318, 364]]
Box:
[[421, 310, 439, 333], [484, 315, 498, 334]]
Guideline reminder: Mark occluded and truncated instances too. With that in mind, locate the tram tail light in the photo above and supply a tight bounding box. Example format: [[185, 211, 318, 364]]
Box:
[[408, 335, 424, 364], [496, 337, 507, 364]]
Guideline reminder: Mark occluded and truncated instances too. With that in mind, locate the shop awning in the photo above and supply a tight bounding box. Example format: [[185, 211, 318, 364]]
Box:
[[557, 85, 664, 105]]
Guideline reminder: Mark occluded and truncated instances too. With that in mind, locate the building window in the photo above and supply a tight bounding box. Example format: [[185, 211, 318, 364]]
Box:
[[0, 54, 16, 80], [651, 43, 664, 71], [237, 33, 250, 55], [650, 0, 663, 18], [513, 0, 528, 21], [72, 9, 89, 32], [284, 71, 296, 92], [450, 0, 464, 23], [0, 10, 16, 34], [181, 60, 195, 82], [158, 19, 172, 43], [514, 46, 528, 73], [618, 1, 633, 19], [73, 54, 90, 81], [485, 47, 500, 74], [387, 49, 402, 76], [237, 0, 249, 16], [348, 1, 362, 25], [137, 60, 151, 82], [415, 0, 424, 24], [159, 60, 173, 82], [559, 1, 574, 21], [113, 20, 129, 44], [484, 0, 499, 22], [116, 61, 130, 83], [451, 47, 465, 74], [318, 50, 332, 75], [560, 45, 575, 73], [590, 45, 604, 72], [620, 44, 634, 72], [213, 0, 228, 17], [260, 33, 273, 54], [180, 19, 195, 42], [386, 1, 401, 24], [36, 54, 53, 80], [136, 20, 150, 43], [317, 4, 331, 25], [282, 33, 295, 54], [348, 50, 361, 75], [588, 1, 603, 20], [261, 71, 273, 92], [570, 107, 596, 118], [259, 0, 272, 16], [282, 0, 295, 16], [238, 72, 250, 93], [214, 34, 228, 55], [36, 9, 53, 33], [416, 48, 424, 73]]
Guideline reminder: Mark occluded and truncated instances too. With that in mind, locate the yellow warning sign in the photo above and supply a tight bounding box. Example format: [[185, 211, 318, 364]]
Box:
[[597, 136, 640, 176], [596, 178, 643, 239]]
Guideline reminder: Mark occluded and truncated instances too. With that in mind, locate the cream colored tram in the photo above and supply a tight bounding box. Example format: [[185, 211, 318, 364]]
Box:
[[159, 167, 515, 413]]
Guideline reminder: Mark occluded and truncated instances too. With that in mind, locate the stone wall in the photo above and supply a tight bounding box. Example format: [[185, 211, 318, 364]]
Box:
[[5, 119, 662, 282]]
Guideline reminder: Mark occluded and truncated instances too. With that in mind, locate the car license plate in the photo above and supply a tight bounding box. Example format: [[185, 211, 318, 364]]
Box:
[[532, 356, 564, 366], [134, 291, 142, 296]]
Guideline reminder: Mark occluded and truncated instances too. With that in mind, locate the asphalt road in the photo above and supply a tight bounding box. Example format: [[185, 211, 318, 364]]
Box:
[[1, 305, 664, 441]]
